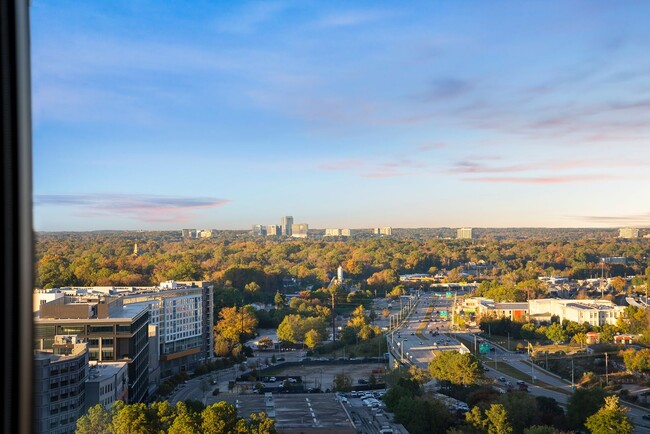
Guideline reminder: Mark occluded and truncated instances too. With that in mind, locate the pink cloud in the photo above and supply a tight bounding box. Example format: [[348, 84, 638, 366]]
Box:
[[35, 194, 230, 223]]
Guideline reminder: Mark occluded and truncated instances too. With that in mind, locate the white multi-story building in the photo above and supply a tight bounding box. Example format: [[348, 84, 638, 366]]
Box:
[[528, 298, 624, 326], [122, 281, 214, 378], [619, 227, 639, 239], [457, 228, 473, 239], [373, 227, 392, 236]]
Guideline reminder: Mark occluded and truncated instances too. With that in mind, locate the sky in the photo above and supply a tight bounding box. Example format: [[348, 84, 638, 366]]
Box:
[[31, 1, 650, 231]]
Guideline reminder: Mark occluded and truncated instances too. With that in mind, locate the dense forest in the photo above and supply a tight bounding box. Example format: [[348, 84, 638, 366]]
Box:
[[34, 230, 649, 293]]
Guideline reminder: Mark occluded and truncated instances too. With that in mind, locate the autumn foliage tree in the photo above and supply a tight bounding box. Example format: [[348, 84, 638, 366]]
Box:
[[213, 306, 258, 357]]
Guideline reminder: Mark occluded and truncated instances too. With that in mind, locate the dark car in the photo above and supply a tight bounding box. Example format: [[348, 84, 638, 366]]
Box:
[[643, 414, 650, 421], [498, 377, 506, 382]]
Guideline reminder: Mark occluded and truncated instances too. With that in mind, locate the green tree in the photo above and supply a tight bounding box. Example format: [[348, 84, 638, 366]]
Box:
[[566, 387, 606, 430], [333, 373, 352, 392], [545, 323, 567, 344], [201, 402, 240, 434], [245, 411, 278, 434], [585, 396, 633, 434], [622, 348, 650, 373], [112, 403, 151, 434], [428, 351, 483, 386], [168, 402, 200, 434], [75, 404, 113, 434]]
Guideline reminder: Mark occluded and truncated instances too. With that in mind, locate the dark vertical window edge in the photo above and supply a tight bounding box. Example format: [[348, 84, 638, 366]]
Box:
[[1, 1, 33, 433]]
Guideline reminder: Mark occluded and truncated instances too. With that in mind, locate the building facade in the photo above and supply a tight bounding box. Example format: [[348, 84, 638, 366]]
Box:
[[373, 227, 392, 236], [85, 362, 128, 409], [528, 298, 624, 326], [291, 223, 309, 238], [266, 225, 280, 236], [122, 281, 214, 378], [35, 296, 150, 403], [252, 224, 266, 236], [281, 216, 294, 236], [619, 227, 639, 238], [457, 228, 474, 239], [33, 335, 89, 434]]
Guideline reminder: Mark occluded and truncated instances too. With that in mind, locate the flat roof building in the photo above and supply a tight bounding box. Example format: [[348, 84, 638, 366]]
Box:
[[457, 228, 474, 239], [528, 298, 624, 327], [35, 296, 150, 403], [33, 335, 89, 434], [85, 361, 128, 409]]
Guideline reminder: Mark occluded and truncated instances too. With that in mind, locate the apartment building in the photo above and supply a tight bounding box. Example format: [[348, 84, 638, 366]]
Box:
[[33, 335, 89, 434], [122, 280, 214, 377], [457, 228, 474, 239]]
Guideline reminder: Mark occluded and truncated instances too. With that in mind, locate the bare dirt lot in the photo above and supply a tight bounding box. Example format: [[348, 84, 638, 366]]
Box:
[[266, 362, 387, 391]]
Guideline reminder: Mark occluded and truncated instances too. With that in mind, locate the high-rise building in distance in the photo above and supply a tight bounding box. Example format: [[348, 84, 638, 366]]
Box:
[[281, 216, 294, 236], [373, 227, 392, 236], [252, 225, 266, 236], [619, 227, 639, 238], [266, 225, 280, 236], [291, 223, 308, 238], [457, 228, 474, 239]]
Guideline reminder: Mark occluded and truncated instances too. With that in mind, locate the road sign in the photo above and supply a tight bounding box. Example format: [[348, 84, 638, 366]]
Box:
[[445, 292, 452, 298], [479, 342, 491, 354], [439, 311, 448, 317]]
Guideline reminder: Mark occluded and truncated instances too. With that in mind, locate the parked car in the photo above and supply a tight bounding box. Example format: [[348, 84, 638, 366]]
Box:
[[498, 377, 506, 382]]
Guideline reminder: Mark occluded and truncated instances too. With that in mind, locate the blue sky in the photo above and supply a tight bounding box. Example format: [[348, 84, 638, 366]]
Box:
[[32, 1, 650, 230]]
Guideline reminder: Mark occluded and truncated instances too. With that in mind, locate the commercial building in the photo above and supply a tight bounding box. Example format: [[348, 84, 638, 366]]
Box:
[[459, 297, 529, 321], [457, 228, 474, 239], [291, 223, 309, 238], [252, 224, 266, 236], [35, 296, 150, 403], [33, 335, 89, 434], [85, 362, 128, 409], [528, 298, 624, 327], [266, 225, 280, 236], [281, 216, 294, 236]]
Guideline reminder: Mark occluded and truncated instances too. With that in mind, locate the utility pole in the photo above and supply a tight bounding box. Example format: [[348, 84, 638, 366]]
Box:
[[605, 352, 609, 386], [331, 291, 336, 341], [571, 358, 574, 389], [601, 259, 605, 299], [507, 332, 510, 352]]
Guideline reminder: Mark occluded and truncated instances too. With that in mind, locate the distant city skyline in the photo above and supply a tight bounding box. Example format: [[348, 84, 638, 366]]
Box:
[[32, 1, 650, 230]]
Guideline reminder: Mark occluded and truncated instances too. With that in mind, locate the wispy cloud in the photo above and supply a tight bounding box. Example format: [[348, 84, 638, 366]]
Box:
[[35, 194, 230, 223], [315, 10, 392, 28], [318, 159, 363, 171], [417, 142, 446, 151], [462, 174, 617, 184], [575, 213, 650, 226]]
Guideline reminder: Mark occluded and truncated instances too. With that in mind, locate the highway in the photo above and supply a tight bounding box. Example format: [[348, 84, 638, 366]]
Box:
[[385, 292, 650, 432]]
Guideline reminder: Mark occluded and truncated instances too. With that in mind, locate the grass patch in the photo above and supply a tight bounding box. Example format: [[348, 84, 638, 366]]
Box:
[[416, 305, 434, 340]]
